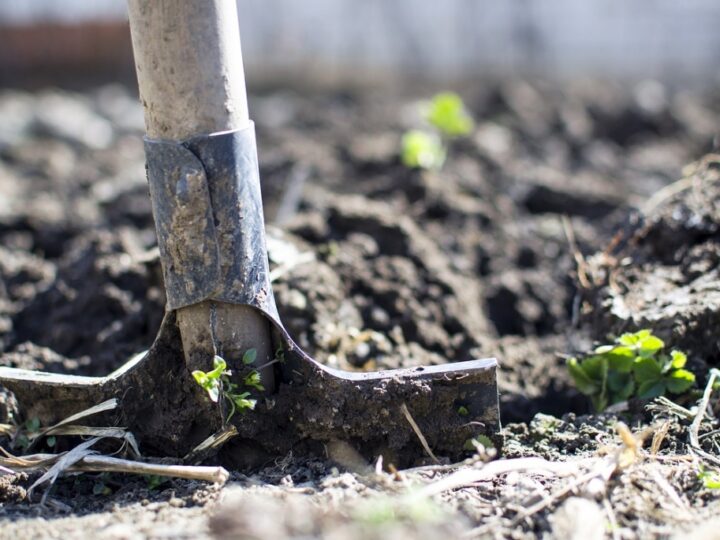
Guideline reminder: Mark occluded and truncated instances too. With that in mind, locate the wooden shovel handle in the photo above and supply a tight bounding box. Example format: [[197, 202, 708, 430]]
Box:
[[127, 0, 274, 387]]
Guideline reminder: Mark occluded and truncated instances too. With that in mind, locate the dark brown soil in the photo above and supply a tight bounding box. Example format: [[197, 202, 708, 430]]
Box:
[[1, 80, 720, 538]]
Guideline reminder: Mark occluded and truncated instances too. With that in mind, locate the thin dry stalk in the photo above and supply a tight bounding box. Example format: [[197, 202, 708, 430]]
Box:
[[689, 369, 720, 467], [33, 399, 118, 441], [184, 424, 238, 462], [650, 420, 671, 455], [561, 215, 591, 288], [400, 403, 439, 464], [74, 455, 229, 484]]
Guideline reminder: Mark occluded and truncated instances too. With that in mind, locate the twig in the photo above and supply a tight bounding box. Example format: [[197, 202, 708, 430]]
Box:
[[400, 403, 439, 464], [641, 176, 696, 215], [689, 369, 720, 466], [74, 455, 229, 484]]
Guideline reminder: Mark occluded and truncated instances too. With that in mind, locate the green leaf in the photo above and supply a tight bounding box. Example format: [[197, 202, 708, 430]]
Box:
[[46, 436, 56, 448], [617, 330, 664, 356], [243, 348, 257, 365], [457, 406, 469, 416], [208, 356, 227, 379], [401, 130, 446, 170], [637, 379, 666, 399], [145, 474, 167, 491], [604, 346, 635, 373], [618, 330, 649, 347], [615, 376, 636, 401], [637, 334, 664, 357], [607, 371, 634, 401], [25, 417, 40, 433], [93, 481, 111, 496], [666, 369, 695, 394], [193, 369, 221, 402], [670, 350, 687, 369], [206, 384, 220, 403], [232, 392, 257, 412], [568, 358, 599, 395], [700, 469, 720, 489], [192, 370, 209, 387], [633, 356, 662, 382], [591, 394, 608, 412], [244, 371, 265, 392], [581, 355, 608, 381], [463, 435, 494, 452], [425, 92, 474, 137]]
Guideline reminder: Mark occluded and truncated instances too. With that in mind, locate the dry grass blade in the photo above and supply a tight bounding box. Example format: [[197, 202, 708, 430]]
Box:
[[32, 399, 118, 441], [45, 425, 141, 457], [184, 424, 238, 462], [400, 403, 439, 464], [74, 455, 230, 484], [29, 437, 101, 503], [651, 420, 671, 455], [417, 457, 588, 498], [0, 464, 14, 475], [0, 423, 14, 436]]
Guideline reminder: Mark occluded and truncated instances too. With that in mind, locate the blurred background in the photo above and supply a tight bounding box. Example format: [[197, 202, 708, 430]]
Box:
[[1, 0, 720, 87]]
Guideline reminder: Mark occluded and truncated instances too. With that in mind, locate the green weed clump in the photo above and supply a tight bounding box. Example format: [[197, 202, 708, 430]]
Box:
[[568, 329, 695, 411], [192, 349, 262, 423], [401, 92, 474, 170]]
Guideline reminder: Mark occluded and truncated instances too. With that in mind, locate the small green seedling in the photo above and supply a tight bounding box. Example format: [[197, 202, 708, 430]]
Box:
[[400, 92, 474, 170], [699, 468, 720, 489], [425, 92, 474, 137], [401, 130, 445, 170], [463, 434, 494, 452], [243, 371, 265, 392], [568, 329, 695, 411], [192, 351, 262, 423], [93, 473, 113, 496], [144, 474, 169, 491]]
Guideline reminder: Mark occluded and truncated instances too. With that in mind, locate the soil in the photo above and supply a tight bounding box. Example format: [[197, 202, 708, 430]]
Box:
[[2, 79, 720, 538]]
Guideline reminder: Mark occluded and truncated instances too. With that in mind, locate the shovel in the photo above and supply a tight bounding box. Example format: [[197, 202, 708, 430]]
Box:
[[0, 0, 500, 466]]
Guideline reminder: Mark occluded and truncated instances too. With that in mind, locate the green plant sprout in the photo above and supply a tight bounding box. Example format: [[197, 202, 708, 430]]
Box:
[[400, 92, 474, 170], [192, 351, 262, 423], [699, 467, 720, 489], [144, 474, 169, 491], [401, 130, 446, 170], [568, 329, 696, 411], [463, 434, 494, 452], [425, 92, 474, 137]]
